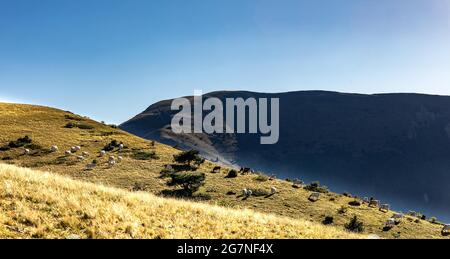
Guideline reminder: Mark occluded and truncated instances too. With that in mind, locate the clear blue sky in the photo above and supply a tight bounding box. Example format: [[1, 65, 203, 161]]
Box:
[[1, 0, 449, 124]]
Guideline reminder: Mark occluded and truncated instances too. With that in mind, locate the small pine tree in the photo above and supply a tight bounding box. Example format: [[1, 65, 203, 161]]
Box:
[[168, 172, 205, 196], [173, 150, 205, 166], [345, 216, 364, 233]]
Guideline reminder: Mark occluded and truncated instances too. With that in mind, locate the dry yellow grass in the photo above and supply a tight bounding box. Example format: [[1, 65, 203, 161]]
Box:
[[0, 164, 363, 239], [0, 102, 448, 239]]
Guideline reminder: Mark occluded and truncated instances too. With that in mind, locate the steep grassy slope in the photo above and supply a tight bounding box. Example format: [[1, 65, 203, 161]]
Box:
[[0, 164, 363, 238], [0, 103, 448, 239]]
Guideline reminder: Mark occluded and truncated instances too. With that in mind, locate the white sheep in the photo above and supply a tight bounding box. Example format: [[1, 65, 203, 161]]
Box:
[[100, 150, 106, 157], [119, 144, 124, 150], [108, 156, 115, 162], [392, 213, 403, 219], [271, 186, 277, 194], [117, 156, 123, 162], [24, 149, 30, 155], [65, 150, 72, 155], [70, 146, 77, 153], [385, 218, 396, 228], [75, 146, 81, 151], [76, 155, 85, 161], [82, 151, 89, 157], [108, 160, 116, 167], [242, 188, 248, 196], [247, 189, 252, 197], [380, 204, 390, 212], [51, 145, 59, 152], [442, 224, 450, 234]]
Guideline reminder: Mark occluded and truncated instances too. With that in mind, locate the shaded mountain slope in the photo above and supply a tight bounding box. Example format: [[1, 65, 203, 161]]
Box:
[[121, 91, 450, 221]]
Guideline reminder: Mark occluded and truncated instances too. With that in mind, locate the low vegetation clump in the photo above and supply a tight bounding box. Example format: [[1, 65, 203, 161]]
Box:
[[304, 181, 329, 193], [64, 122, 94, 130], [251, 188, 271, 197], [254, 173, 269, 182], [132, 150, 158, 160], [5, 135, 33, 150], [225, 169, 238, 178], [348, 200, 361, 207], [322, 216, 334, 225], [345, 216, 365, 233], [103, 140, 123, 151]]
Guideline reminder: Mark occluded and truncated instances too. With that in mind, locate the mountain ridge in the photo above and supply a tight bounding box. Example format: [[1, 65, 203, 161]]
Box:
[[120, 90, 450, 222]]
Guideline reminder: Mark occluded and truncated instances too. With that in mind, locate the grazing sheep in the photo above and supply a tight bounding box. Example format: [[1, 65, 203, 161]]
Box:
[[65, 150, 72, 155], [24, 149, 30, 155], [369, 200, 380, 208], [442, 225, 450, 234], [239, 167, 252, 175], [108, 156, 115, 162], [51, 145, 59, 152], [242, 188, 252, 197], [70, 146, 77, 153], [384, 218, 396, 228], [76, 155, 85, 161], [75, 146, 81, 151], [308, 192, 320, 202], [82, 151, 89, 157], [271, 186, 277, 194], [380, 204, 390, 212], [119, 143, 124, 150], [100, 150, 106, 157], [392, 213, 403, 220], [117, 156, 123, 162], [108, 160, 116, 167]]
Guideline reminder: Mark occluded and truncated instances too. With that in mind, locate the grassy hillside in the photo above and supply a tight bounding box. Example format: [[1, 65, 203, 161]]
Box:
[[0, 164, 363, 239], [0, 103, 448, 239]]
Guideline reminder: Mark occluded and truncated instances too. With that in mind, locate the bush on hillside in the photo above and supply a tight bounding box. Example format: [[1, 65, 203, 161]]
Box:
[[167, 172, 205, 196], [348, 200, 361, 207], [225, 169, 238, 178], [173, 150, 205, 166], [103, 140, 122, 151], [322, 216, 334, 225], [345, 216, 364, 233], [8, 136, 32, 148], [132, 151, 158, 160], [304, 181, 329, 193]]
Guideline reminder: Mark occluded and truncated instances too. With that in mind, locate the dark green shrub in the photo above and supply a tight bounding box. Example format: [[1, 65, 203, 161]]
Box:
[[348, 200, 361, 206], [322, 216, 334, 225], [77, 123, 94, 130], [225, 169, 238, 178], [251, 188, 270, 197], [132, 151, 158, 160], [103, 140, 122, 151], [64, 122, 77, 128], [8, 136, 32, 148], [173, 150, 205, 166], [304, 181, 329, 193], [345, 216, 364, 233], [167, 172, 205, 196]]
